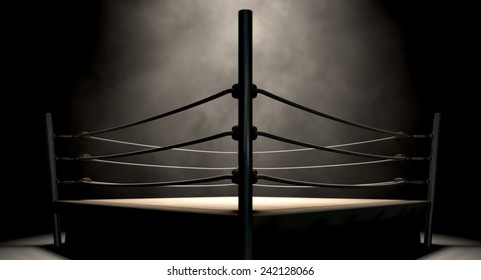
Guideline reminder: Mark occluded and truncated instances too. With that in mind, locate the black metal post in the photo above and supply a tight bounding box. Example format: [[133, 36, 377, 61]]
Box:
[[425, 112, 441, 248], [45, 113, 62, 247], [238, 9, 253, 260]]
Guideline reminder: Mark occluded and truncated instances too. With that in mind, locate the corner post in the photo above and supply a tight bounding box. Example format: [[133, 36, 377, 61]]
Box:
[[238, 9, 254, 260], [45, 113, 62, 247], [425, 112, 441, 248]]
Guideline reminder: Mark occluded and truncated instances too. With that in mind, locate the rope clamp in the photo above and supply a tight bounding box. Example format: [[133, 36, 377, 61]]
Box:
[[232, 126, 257, 141], [231, 169, 258, 184], [231, 84, 258, 99]]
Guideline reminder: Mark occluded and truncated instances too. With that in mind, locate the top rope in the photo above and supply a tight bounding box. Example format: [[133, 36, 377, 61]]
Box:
[[58, 89, 232, 138], [257, 88, 411, 137]]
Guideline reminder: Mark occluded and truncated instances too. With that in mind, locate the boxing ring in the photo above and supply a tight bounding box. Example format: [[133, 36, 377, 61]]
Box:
[[45, 10, 440, 259]]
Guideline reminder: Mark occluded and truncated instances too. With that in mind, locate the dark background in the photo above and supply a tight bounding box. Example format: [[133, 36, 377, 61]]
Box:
[[2, 0, 479, 243]]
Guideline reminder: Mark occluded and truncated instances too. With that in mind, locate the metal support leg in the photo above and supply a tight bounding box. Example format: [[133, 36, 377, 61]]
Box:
[[425, 113, 441, 248], [46, 113, 62, 247]]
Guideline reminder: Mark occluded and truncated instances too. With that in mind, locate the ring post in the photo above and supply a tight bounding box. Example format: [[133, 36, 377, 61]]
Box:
[[238, 9, 254, 260], [425, 113, 441, 248], [45, 113, 62, 247]]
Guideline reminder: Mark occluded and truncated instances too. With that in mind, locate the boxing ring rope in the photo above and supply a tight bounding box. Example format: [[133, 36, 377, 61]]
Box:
[[45, 10, 441, 259], [61, 133, 404, 161], [59, 131, 233, 160], [63, 175, 233, 188], [56, 89, 232, 138], [256, 131, 413, 160], [257, 89, 408, 137], [85, 158, 394, 171], [257, 175, 413, 189], [81, 134, 398, 154], [89, 159, 236, 171]]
